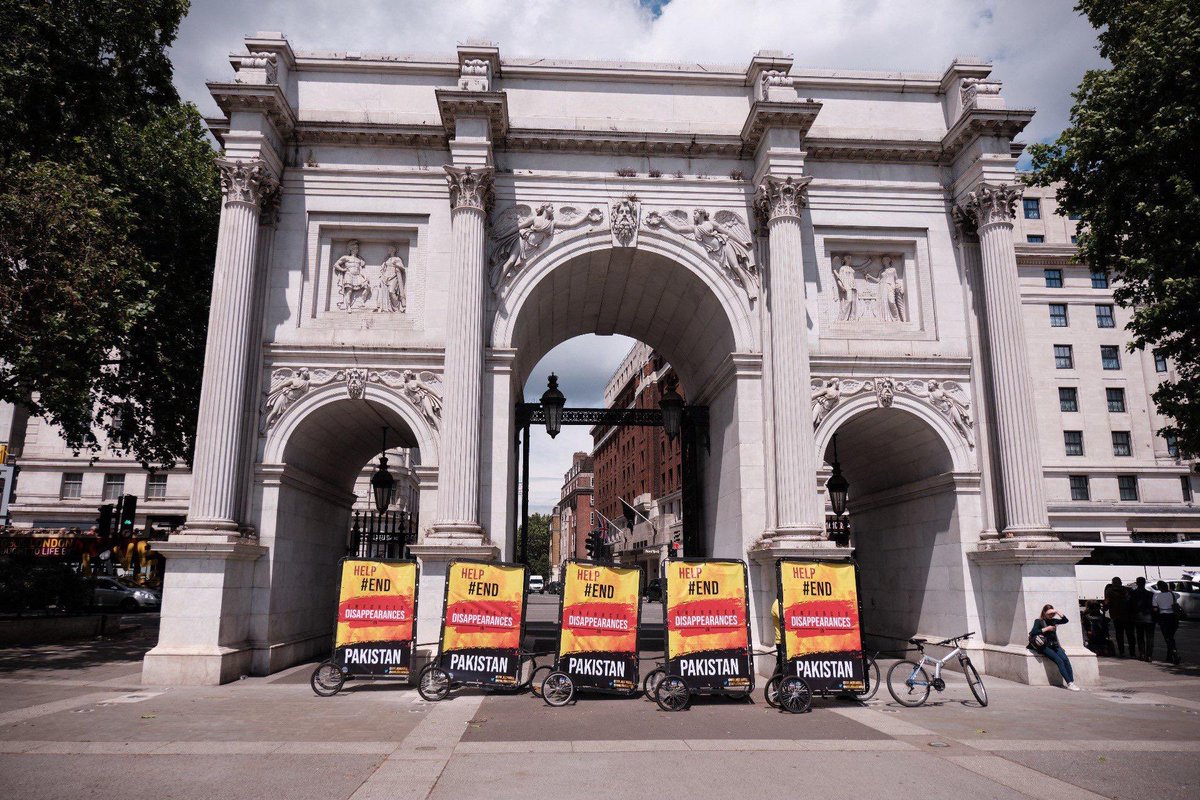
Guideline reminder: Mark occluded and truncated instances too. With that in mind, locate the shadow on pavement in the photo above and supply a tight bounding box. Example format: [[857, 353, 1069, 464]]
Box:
[[0, 613, 159, 674]]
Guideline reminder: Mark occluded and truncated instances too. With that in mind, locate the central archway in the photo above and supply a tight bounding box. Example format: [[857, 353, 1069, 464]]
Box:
[[484, 230, 764, 563]]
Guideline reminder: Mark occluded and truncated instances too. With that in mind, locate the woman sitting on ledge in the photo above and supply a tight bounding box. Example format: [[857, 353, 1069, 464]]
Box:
[[1030, 604, 1081, 691]]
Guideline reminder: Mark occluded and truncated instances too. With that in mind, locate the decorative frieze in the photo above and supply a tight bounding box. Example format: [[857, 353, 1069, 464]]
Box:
[[644, 208, 759, 301], [217, 158, 276, 207], [810, 377, 974, 446], [489, 203, 604, 288], [444, 165, 494, 213], [754, 175, 812, 226], [260, 367, 444, 432]]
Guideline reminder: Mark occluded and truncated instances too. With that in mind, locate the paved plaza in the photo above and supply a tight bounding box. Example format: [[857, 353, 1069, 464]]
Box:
[[1, 603, 1197, 800]]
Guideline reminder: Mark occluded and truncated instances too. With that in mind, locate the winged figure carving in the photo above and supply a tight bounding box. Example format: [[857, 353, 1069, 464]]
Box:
[[645, 208, 759, 300], [490, 203, 603, 289]]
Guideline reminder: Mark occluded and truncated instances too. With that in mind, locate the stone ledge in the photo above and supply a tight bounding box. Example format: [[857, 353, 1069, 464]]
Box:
[[968, 541, 1086, 566], [150, 539, 267, 561]]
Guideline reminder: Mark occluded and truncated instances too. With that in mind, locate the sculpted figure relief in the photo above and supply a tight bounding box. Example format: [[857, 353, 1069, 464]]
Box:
[[490, 203, 603, 288], [333, 240, 371, 311], [262, 369, 311, 432], [923, 379, 973, 441], [645, 208, 759, 301], [811, 378, 844, 427], [833, 256, 862, 321], [830, 253, 908, 324], [400, 370, 443, 425], [376, 245, 407, 313], [864, 255, 906, 322]]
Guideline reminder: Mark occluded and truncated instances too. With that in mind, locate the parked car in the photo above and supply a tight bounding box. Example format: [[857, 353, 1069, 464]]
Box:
[[90, 577, 161, 611], [527, 575, 545, 594], [543, 581, 562, 596], [643, 578, 663, 602], [1166, 581, 1199, 618]]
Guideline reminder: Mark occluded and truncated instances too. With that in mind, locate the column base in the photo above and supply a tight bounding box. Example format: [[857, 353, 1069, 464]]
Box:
[[429, 521, 485, 540], [142, 644, 254, 686], [409, 540, 500, 653], [997, 525, 1060, 543]]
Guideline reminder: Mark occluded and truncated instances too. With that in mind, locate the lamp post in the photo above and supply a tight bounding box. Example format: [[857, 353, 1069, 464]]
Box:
[[825, 433, 850, 545], [370, 427, 396, 514], [659, 382, 684, 441], [540, 373, 566, 438]]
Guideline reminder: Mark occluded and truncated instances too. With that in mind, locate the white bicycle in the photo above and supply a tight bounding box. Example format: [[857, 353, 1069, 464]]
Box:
[[886, 631, 988, 708]]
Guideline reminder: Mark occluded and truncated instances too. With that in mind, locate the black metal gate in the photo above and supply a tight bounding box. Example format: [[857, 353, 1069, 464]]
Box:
[[349, 510, 417, 560]]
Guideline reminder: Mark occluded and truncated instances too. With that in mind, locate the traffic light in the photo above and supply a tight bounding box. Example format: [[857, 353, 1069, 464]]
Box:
[[118, 494, 138, 534], [586, 529, 608, 562], [97, 504, 114, 537]]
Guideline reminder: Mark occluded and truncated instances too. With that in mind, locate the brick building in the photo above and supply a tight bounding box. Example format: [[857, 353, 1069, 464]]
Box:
[[553, 452, 595, 571]]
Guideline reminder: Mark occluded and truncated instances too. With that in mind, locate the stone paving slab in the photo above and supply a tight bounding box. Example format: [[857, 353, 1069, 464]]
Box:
[[0, 683, 100, 714], [999, 750, 1199, 800]]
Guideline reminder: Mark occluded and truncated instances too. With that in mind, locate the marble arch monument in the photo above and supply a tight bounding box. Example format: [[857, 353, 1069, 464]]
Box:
[[142, 35, 1095, 686]]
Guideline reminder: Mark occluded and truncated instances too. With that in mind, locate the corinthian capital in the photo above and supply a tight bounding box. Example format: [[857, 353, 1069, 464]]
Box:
[[217, 158, 277, 207], [958, 182, 1023, 230], [754, 174, 813, 226], [444, 165, 495, 213]]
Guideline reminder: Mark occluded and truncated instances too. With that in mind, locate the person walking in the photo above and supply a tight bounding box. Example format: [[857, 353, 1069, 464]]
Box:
[[1103, 577, 1134, 658], [1130, 577, 1155, 661], [1152, 580, 1182, 665], [1030, 604, 1081, 691]]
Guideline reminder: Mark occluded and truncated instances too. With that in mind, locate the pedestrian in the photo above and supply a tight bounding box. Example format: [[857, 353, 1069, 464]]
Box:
[[1130, 577, 1155, 661], [1029, 604, 1081, 691], [1082, 600, 1112, 656], [1103, 577, 1134, 657], [1152, 580, 1182, 665]]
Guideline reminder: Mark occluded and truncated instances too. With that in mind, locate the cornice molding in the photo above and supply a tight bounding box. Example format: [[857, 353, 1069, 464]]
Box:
[[207, 82, 297, 137], [941, 107, 1034, 162], [740, 100, 823, 152], [435, 89, 509, 140]]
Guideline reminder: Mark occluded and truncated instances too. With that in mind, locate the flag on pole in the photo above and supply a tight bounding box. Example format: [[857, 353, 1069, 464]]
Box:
[[620, 497, 652, 527], [595, 507, 623, 545]]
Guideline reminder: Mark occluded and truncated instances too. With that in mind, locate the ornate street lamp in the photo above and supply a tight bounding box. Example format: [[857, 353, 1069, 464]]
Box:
[[825, 433, 850, 519], [540, 373, 566, 438], [659, 382, 684, 441], [370, 427, 396, 513]]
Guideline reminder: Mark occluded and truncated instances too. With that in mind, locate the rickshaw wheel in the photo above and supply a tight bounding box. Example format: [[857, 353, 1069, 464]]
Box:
[[310, 660, 345, 697], [642, 668, 665, 698], [528, 665, 553, 697], [764, 674, 782, 708], [541, 672, 575, 707], [779, 676, 813, 714], [416, 664, 451, 701], [654, 675, 690, 712]]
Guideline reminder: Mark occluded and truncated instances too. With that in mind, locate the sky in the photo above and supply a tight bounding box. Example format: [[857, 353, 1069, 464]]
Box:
[[168, 0, 1106, 513]]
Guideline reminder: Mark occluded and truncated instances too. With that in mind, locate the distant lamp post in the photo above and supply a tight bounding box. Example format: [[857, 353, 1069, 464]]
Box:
[[540, 373, 566, 438], [659, 382, 684, 441], [370, 427, 396, 513], [825, 433, 850, 519]]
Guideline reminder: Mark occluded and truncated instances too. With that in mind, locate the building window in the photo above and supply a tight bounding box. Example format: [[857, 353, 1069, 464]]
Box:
[[1044, 268, 1063, 288], [1166, 432, 1180, 458], [1090, 270, 1108, 289], [1112, 431, 1132, 456], [1027, 234, 1045, 244], [1068, 211, 1081, 220], [1118, 475, 1139, 501], [589, 511, 595, 526], [1106, 387, 1126, 413], [1101, 345, 1121, 370], [1049, 303, 1068, 327], [1070, 235, 1079, 245], [1069, 475, 1091, 501], [1064, 431, 1084, 456], [102, 473, 125, 501], [1095, 304, 1115, 328], [1054, 344, 1074, 369], [1154, 352, 1168, 373], [1023, 198, 1041, 219], [146, 473, 168, 500], [1183, 476, 1193, 503], [1058, 387, 1079, 412], [60, 472, 83, 499]]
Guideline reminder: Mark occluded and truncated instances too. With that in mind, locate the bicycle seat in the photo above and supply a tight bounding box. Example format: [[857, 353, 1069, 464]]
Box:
[[909, 637, 927, 645]]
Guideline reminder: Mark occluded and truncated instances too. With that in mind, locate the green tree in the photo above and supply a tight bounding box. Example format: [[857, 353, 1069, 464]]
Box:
[[1028, 0, 1200, 454], [0, 0, 219, 467], [526, 513, 552, 577]]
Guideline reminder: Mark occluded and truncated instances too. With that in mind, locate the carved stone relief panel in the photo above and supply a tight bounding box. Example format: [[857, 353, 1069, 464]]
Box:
[[260, 367, 443, 433], [816, 232, 934, 341], [810, 376, 974, 447]]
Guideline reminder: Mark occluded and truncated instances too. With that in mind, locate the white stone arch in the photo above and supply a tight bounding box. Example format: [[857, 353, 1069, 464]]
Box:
[[813, 392, 975, 473], [262, 379, 440, 468], [490, 228, 760, 360]]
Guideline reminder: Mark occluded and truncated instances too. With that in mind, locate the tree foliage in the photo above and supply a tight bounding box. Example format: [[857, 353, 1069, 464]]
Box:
[[526, 513, 552, 578], [0, 0, 219, 467], [1028, 0, 1200, 455]]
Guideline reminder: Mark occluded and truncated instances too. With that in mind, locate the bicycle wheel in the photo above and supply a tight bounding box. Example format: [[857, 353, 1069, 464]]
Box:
[[416, 663, 451, 702], [887, 660, 931, 707], [541, 672, 574, 707], [778, 676, 813, 714], [764, 674, 782, 708], [310, 660, 344, 697], [642, 668, 665, 698], [962, 658, 988, 707], [528, 665, 553, 698], [654, 675, 690, 712], [862, 657, 881, 701]]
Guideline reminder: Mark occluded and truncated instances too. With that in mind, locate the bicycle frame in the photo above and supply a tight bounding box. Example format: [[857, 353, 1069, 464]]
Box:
[[905, 644, 964, 687]]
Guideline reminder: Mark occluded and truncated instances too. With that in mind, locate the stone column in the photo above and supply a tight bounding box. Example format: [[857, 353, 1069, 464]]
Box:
[[957, 183, 1053, 537], [756, 175, 823, 539], [186, 158, 277, 535], [431, 165, 494, 539]]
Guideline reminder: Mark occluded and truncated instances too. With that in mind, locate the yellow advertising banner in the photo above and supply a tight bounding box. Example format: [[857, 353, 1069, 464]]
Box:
[[777, 559, 865, 692], [334, 559, 418, 677], [439, 561, 527, 685], [664, 559, 749, 659], [559, 561, 640, 656]]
